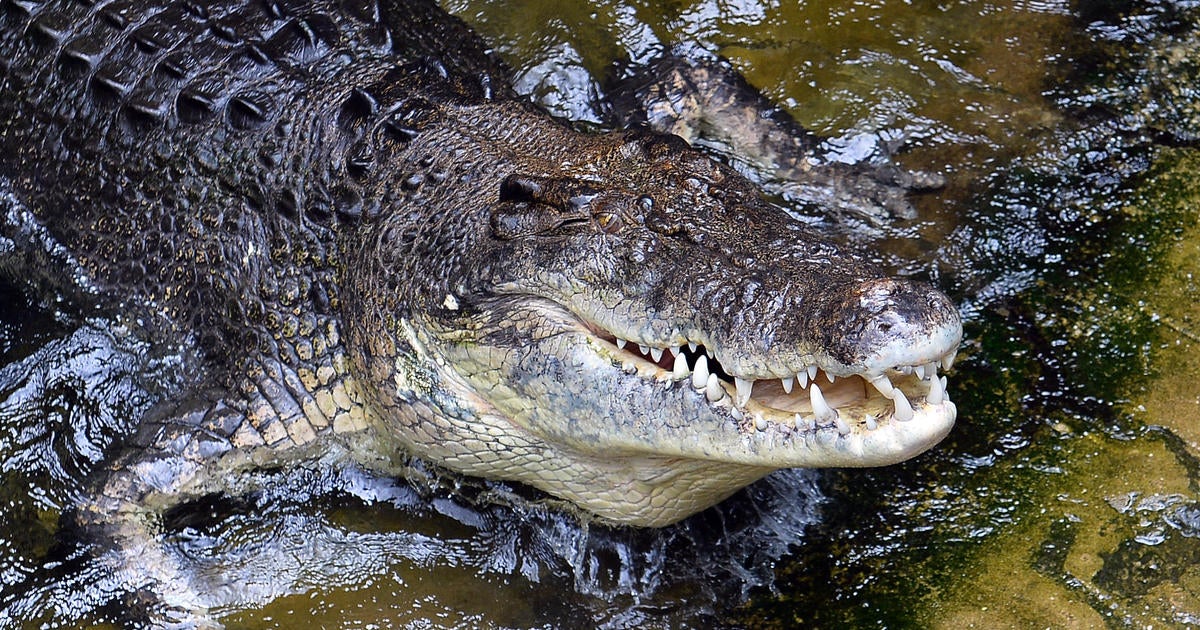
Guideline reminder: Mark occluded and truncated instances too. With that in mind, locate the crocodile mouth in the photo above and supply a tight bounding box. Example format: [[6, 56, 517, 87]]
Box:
[[588, 328, 957, 439]]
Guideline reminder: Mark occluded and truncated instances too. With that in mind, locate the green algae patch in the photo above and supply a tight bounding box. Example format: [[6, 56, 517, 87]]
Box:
[[922, 147, 1200, 628], [929, 430, 1197, 628], [1125, 150, 1200, 455], [921, 147, 1200, 628]]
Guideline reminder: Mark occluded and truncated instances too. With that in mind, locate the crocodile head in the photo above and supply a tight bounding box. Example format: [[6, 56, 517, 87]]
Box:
[[350, 128, 960, 527]]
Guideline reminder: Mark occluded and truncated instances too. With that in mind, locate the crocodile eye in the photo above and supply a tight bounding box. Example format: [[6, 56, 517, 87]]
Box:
[[594, 211, 623, 234]]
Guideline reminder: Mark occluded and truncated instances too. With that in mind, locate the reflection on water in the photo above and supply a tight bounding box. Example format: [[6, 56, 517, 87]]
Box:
[[2, 0, 1200, 626]]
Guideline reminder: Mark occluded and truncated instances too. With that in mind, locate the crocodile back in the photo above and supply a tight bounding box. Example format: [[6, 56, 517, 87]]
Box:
[[0, 0, 508, 351]]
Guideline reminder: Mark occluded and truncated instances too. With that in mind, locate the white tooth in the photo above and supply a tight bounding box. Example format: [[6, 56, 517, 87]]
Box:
[[781, 376, 794, 394], [705, 373, 723, 402], [754, 415, 768, 431], [692, 355, 709, 389], [672, 351, 690, 380], [914, 364, 926, 380], [835, 417, 851, 435], [892, 391, 914, 421], [927, 371, 944, 404], [650, 347, 663, 363], [616, 338, 627, 350], [926, 362, 938, 380], [942, 351, 957, 371], [826, 371, 836, 384], [734, 377, 753, 407], [807, 365, 818, 383], [688, 341, 698, 353], [730, 406, 744, 420], [638, 344, 649, 355], [810, 382, 834, 419], [940, 375, 948, 400], [868, 374, 896, 398], [797, 368, 809, 389], [865, 416, 878, 430]]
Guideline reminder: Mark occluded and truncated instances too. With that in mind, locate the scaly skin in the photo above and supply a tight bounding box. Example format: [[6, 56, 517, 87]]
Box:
[[0, 0, 961, 530]]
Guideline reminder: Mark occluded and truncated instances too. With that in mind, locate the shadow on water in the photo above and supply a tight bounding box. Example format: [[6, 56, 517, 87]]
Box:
[[3, 0, 1200, 627]]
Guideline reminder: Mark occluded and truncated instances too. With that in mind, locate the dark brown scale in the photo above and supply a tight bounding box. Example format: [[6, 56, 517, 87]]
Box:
[[60, 32, 105, 73], [275, 188, 301, 218], [156, 50, 191, 79], [90, 63, 136, 101], [228, 93, 270, 129], [29, 12, 72, 45], [262, 15, 329, 64], [207, 18, 239, 43], [382, 118, 418, 143], [338, 87, 378, 130], [343, 139, 374, 178], [123, 93, 167, 125], [176, 85, 218, 123], [129, 21, 172, 54], [332, 184, 363, 220], [97, 1, 139, 31]]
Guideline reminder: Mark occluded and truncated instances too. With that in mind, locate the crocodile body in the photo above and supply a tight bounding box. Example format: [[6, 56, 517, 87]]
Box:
[[0, 0, 960, 547]]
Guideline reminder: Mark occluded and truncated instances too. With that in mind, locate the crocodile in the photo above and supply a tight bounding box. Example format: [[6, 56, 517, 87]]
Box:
[[0, 0, 961, 545]]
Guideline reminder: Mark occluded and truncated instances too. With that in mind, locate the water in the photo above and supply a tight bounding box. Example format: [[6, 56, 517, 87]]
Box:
[[3, 0, 1200, 626]]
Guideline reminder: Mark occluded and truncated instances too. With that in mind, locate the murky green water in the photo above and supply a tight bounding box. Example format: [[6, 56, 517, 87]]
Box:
[[3, 0, 1199, 627]]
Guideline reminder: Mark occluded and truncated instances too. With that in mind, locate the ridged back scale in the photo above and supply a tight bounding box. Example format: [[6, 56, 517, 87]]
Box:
[[0, 0, 510, 358]]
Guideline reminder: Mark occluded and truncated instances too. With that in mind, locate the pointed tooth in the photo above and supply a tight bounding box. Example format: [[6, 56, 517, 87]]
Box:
[[915, 364, 926, 380], [705, 373, 724, 402], [865, 416, 879, 430], [616, 338, 626, 350], [754, 415, 768, 431], [638, 344, 649, 355], [807, 365, 818, 383], [868, 374, 896, 398], [797, 368, 809, 389], [730, 406, 744, 420], [672, 351, 690, 380], [734, 377, 753, 407], [926, 362, 938, 380], [692, 355, 709, 389], [826, 371, 836, 383], [892, 391, 914, 421], [781, 376, 794, 394], [688, 341, 698, 353], [927, 371, 945, 405], [835, 416, 850, 435], [810, 382, 834, 419], [940, 375, 949, 401], [942, 351, 957, 371], [650, 347, 663, 363]]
